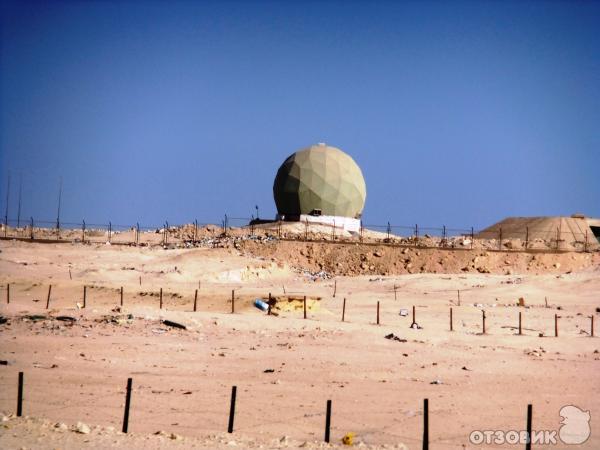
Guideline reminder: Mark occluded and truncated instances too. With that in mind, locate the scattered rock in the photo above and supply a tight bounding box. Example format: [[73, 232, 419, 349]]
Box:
[[74, 421, 91, 434], [54, 422, 68, 431]]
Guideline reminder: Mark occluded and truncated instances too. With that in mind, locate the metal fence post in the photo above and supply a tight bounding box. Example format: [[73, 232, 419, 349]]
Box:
[[423, 398, 429, 450], [228, 386, 237, 433], [122, 378, 132, 433], [415, 224, 419, 247], [525, 404, 532, 450], [324, 399, 332, 443], [304, 219, 309, 241], [17, 372, 24, 417]]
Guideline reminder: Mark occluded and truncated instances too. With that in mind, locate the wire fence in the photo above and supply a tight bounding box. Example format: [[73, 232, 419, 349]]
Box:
[[1, 281, 595, 447], [1, 370, 543, 449], [2, 281, 596, 339], [1, 216, 598, 253]]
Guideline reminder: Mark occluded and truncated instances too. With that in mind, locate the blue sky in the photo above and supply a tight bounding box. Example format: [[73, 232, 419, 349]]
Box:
[[1, 0, 598, 230]]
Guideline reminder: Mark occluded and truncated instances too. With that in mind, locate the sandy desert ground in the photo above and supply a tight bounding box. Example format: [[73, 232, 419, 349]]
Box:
[[0, 238, 599, 449]]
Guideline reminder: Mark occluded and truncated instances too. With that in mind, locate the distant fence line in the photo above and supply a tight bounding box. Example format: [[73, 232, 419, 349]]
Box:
[[0, 216, 597, 253]]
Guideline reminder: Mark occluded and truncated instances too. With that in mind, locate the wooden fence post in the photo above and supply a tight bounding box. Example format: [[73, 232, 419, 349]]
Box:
[[46, 285, 52, 309], [482, 310, 486, 334], [303, 296, 307, 319]]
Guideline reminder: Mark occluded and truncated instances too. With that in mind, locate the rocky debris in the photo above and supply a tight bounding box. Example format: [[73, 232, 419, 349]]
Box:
[[54, 422, 68, 431], [385, 333, 407, 342], [22, 314, 48, 322], [301, 269, 332, 281], [74, 421, 91, 434], [55, 316, 77, 323], [96, 314, 134, 325], [525, 347, 546, 357]]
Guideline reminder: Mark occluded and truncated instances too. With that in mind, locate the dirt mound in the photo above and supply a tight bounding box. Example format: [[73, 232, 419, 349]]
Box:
[[239, 240, 599, 276]]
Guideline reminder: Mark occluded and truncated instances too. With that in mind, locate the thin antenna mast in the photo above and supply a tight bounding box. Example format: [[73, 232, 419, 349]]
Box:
[[56, 177, 62, 230], [4, 172, 10, 228], [17, 174, 22, 228]]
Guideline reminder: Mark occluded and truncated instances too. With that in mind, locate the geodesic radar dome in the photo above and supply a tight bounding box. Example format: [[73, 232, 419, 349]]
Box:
[[273, 143, 367, 219]]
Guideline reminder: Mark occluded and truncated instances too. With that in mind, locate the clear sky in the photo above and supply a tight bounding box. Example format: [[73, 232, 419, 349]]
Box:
[[1, 0, 599, 230]]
